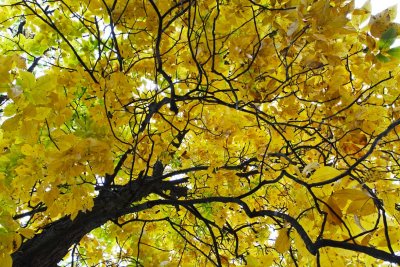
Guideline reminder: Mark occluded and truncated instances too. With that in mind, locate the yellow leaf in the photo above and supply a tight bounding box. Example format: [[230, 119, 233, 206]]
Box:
[[309, 166, 341, 183], [361, 233, 372, 246], [370, 226, 400, 248], [346, 198, 375, 216], [35, 74, 57, 92], [46, 203, 61, 218], [322, 196, 343, 225], [18, 228, 35, 239], [368, 5, 398, 37], [0, 55, 13, 85], [18, 71, 36, 89], [353, 0, 371, 16], [302, 162, 320, 176], [258, 254, 274, 266], [34, 107, 52, 120], [3, 103, 17, 117], [0, 253, 12, 267], [332, 189, 371, 202], [12, 55, 26, 69], [20, 144, 34, 156], [352, 0, 371, 27], [214, 210, 227, 228], [1, 115, 21, 132], [366, 34, 376, 51], [275, 228, 290, 253], [330, 189, 376, 217], [11, 234, 22, 252]]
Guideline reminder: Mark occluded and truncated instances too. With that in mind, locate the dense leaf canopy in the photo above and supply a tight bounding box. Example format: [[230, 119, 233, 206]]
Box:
[[0, 0, 400, 266]]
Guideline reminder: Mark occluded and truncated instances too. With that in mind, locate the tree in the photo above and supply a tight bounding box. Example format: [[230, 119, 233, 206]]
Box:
[[0, 0, 400, 266]]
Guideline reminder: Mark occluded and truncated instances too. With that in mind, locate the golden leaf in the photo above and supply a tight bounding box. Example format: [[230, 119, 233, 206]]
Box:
[[308, 166, 341, 183], [0, 253, 12, 267], [275, 228, 290, 253], [323, 196, 343, 225], [17, 228, 35, 239], [368, 5, 398, 37], [346, 197, 375, 216]]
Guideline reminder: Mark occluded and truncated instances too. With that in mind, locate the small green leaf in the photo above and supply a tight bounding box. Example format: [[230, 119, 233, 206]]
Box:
[[18, 71, 36, 89], [376, 53, 391, 62], [387, 46, 400, 59], [378, 28, 397, 50]]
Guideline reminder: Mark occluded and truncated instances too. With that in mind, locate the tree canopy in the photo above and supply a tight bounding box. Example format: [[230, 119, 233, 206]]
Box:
[[1, 0, 400, 266]]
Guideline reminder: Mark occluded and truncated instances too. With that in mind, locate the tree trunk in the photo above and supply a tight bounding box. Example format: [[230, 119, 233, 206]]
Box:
[[12, 179, 154, 267], [12, 198, 112, 267]]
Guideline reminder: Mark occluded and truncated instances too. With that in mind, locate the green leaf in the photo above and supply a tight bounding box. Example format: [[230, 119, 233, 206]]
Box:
[[378, 27, 397, 50], [387, 46, 400, 59], [18, 71, 36, 90], [376, 53, 391, 62]]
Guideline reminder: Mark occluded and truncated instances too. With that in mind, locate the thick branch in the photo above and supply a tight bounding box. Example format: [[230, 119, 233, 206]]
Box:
[[11, 178, 155, 267]]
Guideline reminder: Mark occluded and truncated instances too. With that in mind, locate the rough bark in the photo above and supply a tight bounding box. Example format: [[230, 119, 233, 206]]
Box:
[[11, 178, 155, 267], [12, 203, 110, 267]]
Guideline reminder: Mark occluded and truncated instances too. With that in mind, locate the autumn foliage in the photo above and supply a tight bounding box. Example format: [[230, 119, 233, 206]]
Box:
[[1, 0, 400, 266]]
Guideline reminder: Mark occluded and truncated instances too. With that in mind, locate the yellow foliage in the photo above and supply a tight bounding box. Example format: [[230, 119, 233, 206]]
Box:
[[368, 5, 399, 38], [275, 228, 291, 253], [308, 166, 341, 184], [323, 196, 343, 226], [0, 0, 399, 266], [0, 253, 12, 267]]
